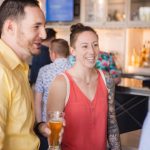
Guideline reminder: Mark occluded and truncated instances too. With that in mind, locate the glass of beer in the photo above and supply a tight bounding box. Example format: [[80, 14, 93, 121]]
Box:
[[47, 111, 64, 150]]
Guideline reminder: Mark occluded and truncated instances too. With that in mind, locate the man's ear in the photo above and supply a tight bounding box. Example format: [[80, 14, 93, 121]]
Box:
[[70, 47, 76, 56], [3, 19, 17, 35]]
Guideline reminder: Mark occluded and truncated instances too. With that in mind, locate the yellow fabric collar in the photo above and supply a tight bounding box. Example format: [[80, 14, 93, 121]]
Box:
[[0, 39, 28, 71]]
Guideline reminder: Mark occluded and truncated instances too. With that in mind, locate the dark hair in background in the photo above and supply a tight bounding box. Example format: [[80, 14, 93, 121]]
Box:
[[0, 0, 40, 36], [51, 38, 70, 57], [45, 28, 57, 40], [70, 23, 98, 48]]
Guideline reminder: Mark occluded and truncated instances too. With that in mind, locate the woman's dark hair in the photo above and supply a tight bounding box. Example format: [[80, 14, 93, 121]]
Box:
[[0, 0, 39, 36], [70, 23, 98, 47]]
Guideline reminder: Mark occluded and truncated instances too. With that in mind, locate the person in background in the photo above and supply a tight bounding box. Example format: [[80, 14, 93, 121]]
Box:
[[0, 0, 50, 149], [30, 28, 56, 86], [96, 51, 121, 84], [47, 23, 121, 150], [139, 112, 150, 150], [34, 38, 71, 150], [69, 51, 121, 85]]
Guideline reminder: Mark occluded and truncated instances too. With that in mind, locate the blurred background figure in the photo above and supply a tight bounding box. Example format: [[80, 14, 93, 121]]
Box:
[[34, 38, 71, 150], [139, 112, 150, 150], [30, 28, 56, 86], [96, 51, 121, 84]]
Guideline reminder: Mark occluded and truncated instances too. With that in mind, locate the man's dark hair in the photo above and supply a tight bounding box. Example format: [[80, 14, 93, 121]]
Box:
[[45, 28, 57, 40], [0, 0, 40, 36]]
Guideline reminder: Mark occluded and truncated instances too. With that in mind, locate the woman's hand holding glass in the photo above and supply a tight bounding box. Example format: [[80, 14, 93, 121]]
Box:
[[38, 111, 65, 150], [47, 111, 65, 150]]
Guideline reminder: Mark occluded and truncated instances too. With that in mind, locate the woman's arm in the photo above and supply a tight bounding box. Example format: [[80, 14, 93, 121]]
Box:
[[105, 74, 122, 150], [47, 75, 67, 114], [38, 75, 67, 138]]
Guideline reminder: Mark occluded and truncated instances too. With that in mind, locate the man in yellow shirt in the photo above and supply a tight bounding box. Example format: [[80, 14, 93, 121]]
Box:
[[0, 0, 49, 149]]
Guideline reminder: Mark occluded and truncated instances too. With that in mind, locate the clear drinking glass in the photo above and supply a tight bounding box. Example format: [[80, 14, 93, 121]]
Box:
[[47, 111, 64, 150]]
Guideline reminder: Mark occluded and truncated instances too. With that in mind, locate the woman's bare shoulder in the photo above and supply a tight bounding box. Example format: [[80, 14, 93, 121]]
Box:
[[51, 74, 67, 88], [47, 74, 68, 112]]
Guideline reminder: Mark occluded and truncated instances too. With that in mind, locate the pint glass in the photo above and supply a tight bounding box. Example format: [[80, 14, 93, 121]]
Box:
[[47, 111, 64, 150]]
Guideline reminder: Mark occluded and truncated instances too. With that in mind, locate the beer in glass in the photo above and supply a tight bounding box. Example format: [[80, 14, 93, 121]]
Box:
[[47, 111, 64, 150]]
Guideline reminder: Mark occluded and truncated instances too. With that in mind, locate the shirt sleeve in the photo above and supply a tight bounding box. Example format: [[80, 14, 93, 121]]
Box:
[[0, 67, 9, 150], [35, 68, 44, 93]]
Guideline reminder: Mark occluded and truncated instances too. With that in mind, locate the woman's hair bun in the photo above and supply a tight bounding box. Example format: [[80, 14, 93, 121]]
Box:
[[70, 23, 84, 33]]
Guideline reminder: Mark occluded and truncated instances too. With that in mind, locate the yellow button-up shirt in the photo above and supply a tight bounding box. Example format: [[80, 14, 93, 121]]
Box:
[[0, 39, 39, 150]]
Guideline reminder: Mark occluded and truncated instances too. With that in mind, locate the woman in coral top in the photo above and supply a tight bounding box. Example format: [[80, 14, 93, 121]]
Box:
[[47, 23, 121, 150]]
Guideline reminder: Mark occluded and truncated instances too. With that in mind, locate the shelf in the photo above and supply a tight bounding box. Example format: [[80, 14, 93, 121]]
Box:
[[128, 21, 150, 28], [80, 0, 150, 29], [131, 0, 150, 3], [41, 0, 150, 29], [105, 21, 127, 28], [126, 66, 150, 76], [108, 0, 125, 3], [81, 21, 127, 29], [80, 21, 150, 29], [108, 0, 125, 5], [108, 2, 125, 5], [46, 18, 80, 28], [46, 21, 150, 29]]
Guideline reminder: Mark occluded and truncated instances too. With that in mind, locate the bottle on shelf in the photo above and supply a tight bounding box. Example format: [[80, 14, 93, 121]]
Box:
[[140, 44, 146, 67], [144, 41, 150, 67], [140, 41, 150, 67], [131, 48, 140, 67]]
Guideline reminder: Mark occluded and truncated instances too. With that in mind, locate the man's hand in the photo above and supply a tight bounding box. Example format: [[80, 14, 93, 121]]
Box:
[[38, 122, 50, 137]]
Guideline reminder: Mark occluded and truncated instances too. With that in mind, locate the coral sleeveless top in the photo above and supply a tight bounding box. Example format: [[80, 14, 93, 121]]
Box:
[[61, 71, 108, 150]]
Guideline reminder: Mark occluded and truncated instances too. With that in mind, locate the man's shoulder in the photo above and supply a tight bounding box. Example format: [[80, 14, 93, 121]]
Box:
[[0, 63, 6, 73], [0, 62, 12, 81], [38, 64, 54, 77], [40, 63, 53, 71], [0, 56, 10, 72], [0, 54, 18, 84]]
